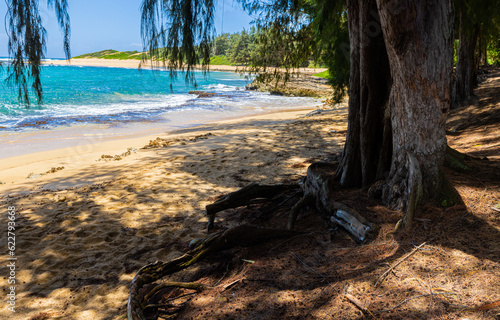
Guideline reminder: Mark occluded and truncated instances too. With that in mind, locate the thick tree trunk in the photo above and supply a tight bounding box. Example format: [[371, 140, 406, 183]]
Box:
[[452, 14, 479, 108], [376, 0, 455, 222], [336, 0, 392, 188]]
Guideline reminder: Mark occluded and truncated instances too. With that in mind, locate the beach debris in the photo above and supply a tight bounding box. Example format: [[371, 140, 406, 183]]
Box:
[[188, 133, 214, 142], [99, 147, 138, 161], [27, 166, 65, 179], [46, 166, 65, 174], [129, 161, 377, 319], [0, 181, 5, 184], [142, 137, 172, 149], [18, 120, 49, 128], [142, 133, 215, 149]]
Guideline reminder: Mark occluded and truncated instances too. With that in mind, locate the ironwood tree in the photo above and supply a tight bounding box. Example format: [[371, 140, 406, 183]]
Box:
[[452, 0, 500, 108], [3, 0, 466, 226], [4, 0, 70, 106]]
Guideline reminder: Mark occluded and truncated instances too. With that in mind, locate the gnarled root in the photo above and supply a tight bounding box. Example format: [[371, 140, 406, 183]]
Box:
[[206, 183, 300, 231], [130, 165, 378, 319], [127, 225, 301, 320], [288, 162, 378, 243]]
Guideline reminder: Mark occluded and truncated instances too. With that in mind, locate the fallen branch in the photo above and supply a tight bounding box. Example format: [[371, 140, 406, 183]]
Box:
[[142, 281, 205, 308], [471, 300, 500, 311], [128, 225, 301, 320], [345, 293, 372, 316], [222, 279, 241, 291], [375, 242, 427, 287], [206, 183, 299, 231], [144, 292, 197, 310]]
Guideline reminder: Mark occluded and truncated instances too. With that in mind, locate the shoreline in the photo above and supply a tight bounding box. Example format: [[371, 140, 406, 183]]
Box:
[[1, 59, 330, 194], [0, 107, 319, 197], [0, 103, 349, 319], [44, 58, 327, 74]]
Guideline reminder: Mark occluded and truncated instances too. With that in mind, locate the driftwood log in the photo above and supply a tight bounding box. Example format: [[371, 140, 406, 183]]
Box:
[[206, 183, 300, 231], [292, 162, 377, 243], [128, 162, 377, 319]]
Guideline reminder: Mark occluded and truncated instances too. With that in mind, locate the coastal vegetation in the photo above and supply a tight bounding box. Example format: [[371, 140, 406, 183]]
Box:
[[72, 28, 319, 68], [73, 49, 145, 60]]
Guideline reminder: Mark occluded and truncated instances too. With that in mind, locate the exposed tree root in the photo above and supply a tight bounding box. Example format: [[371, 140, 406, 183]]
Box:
[[445, 145, 474, 173], [206, 183, 300, 231], [129, 163, 378, 319], [294, 162, 378, 243], [128, 225, 301, 320]]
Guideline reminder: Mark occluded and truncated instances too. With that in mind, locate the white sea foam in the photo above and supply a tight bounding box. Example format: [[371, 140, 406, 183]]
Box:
[[0, 65, 321, 131]]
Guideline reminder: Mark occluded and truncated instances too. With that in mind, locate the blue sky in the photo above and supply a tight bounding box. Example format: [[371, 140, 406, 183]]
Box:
[[0, 0, 253, 58]]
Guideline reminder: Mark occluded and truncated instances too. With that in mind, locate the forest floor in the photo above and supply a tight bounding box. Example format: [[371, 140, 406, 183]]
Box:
[[1, 68, 498, 320], [160, 67, 500, 320]]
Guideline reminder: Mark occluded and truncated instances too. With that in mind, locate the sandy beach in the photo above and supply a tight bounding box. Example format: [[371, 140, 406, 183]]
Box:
[[0, 57, 338, 319], [44, 58, 326, 75], [0, 101, 348, 319]]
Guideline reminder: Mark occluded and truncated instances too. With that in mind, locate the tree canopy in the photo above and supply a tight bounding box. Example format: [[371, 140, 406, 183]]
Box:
[[5, 0, 70, 106]]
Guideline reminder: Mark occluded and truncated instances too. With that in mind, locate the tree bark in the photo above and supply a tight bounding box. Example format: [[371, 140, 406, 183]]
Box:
[[452, 13, 479, 108], [376, 0, 455, 219], [336, 0, 392, 188]]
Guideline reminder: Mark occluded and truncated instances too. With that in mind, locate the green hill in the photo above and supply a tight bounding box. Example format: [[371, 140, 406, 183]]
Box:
[[73, 49, 145, 60]]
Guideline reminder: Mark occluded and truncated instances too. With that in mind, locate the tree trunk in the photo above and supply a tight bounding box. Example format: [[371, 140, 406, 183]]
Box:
[[376, 0, 455, 222], [336, 0, 392, 188], [452, 14, 479, 108]]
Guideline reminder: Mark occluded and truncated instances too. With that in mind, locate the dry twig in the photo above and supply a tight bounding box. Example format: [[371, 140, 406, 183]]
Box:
[[490, 206, 500, 213], [375, 242, 427, 287], [345, 293, 373, 316], [375, 292, 457, 313], [292, 252, 325, 278]]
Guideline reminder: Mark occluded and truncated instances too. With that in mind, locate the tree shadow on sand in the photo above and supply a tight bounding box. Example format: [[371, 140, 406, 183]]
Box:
[[0, 104, 498, 319]]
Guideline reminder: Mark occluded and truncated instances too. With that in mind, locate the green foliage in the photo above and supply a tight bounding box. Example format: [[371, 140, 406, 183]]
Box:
[[73, 49, 118, 58], [209, 55, 232, 65], [234, 0, 349, 101], [140, 0, 214, 81], [228, 29, 256, 65], [313, 70, 330, 78], [212, 33, 230, 56], [309, 0, 349, 102], [6, 0, 70, 106], [453, 0, 500, 67], [487, 37, 500, 65], [73, 50, 145, 60]]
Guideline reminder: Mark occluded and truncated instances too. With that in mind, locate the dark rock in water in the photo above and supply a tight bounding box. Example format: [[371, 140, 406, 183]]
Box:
[[188, 91, 218, 98], [188, 91, 232, 99]]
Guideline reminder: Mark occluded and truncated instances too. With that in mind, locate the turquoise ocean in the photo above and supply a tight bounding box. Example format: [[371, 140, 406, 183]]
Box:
[[0, 60, 320, 158], [0, 61, 319, 131]]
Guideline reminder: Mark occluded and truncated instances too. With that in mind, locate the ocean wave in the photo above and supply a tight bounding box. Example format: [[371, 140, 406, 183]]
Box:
[[0, 65, 320, 131]]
